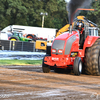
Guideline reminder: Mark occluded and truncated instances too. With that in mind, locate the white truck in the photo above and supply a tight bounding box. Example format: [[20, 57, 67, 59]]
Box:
[[1, 25, 57, 41], [0, 32, 11, 40]]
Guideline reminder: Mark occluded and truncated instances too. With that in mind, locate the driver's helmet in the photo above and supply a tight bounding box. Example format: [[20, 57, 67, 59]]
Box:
[[76, 22, 84, 31]]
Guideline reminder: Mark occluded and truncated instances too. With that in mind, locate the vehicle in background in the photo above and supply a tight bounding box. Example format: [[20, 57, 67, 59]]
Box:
[[1, 25, 57, 41], [35, 40, 47, 52], [0, 31, 12, 40], [56, 24, 70, 37], [9, 32, 32, 42], [1, 25, 57, 51]]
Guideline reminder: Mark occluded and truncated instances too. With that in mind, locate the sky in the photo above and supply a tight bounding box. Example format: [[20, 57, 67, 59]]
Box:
[[65, 0, 70, 3]]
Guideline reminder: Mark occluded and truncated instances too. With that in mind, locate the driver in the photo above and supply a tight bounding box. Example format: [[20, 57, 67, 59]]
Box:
[[77, 22, 85, 49]]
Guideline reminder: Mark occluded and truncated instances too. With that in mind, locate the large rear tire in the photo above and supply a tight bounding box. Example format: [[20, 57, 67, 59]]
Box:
[[26, 34, 37, 41], [84, 39, 100, 75], [42, 55, 50, 73]]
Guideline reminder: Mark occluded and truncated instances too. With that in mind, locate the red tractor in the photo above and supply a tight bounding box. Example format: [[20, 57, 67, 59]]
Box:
[[42, 16, 100, 76]]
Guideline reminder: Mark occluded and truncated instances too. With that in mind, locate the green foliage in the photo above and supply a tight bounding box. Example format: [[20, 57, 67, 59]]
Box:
[[0, 0, 100, 30], [79, 0, 100, 35], [79, 0, 100, 27], [0, 0, 68, 29]]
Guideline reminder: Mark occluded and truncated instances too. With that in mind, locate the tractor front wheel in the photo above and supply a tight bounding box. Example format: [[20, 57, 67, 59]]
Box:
[[9, 37, 19, 41], [73, 57, 82, 76], [42, 55, 50, 73]]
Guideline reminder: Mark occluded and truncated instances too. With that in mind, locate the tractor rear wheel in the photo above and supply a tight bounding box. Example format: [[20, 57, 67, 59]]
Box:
[[42, 55, 50, 73], [84, 39, 100, 75], [26, 34, 37, 41], [73, 57, 82, 76]]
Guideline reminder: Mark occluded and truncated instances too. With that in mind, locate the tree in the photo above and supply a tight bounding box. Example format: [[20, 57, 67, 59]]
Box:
[[0, 0, 68, 29], [0, 0, 28, 28], [44, 0, 68, 29]]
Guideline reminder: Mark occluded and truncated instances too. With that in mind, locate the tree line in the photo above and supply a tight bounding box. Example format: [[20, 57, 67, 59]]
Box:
[[0, 0, 100, 30]]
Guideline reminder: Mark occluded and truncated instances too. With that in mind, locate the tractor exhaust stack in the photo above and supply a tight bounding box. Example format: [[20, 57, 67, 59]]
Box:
[[69, 24, 72, 34]]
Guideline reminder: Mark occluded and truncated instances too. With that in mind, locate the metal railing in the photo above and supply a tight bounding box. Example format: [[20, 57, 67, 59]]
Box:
[[0, 40, 35, 52]]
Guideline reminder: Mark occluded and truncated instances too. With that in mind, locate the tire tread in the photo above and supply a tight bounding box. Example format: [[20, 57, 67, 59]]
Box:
[[84, 39, 100, 75]]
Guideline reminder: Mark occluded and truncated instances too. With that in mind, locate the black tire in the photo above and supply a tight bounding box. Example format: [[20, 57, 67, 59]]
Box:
[[28, 40, 32, 42], [54, 68, 61, 73], [9, 37, 19, 41], [73, 57, 82, 76], [26, 34, 37, 41], [46, 43, 52, 56], [42, 55, 50, 73], [84, 39, 100, 75]]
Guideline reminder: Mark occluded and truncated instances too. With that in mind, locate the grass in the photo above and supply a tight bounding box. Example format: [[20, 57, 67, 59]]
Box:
[[0, 60, 42, 66]]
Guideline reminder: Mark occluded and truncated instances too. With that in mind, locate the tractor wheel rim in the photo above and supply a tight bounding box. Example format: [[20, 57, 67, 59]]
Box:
[[11, 39, 16, 41], [79, 62, 82, 73], [27, 36, 33, 39]]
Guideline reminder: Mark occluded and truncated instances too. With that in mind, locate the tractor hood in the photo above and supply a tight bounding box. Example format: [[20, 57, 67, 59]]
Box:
[[51, 30, 79, 56], [20, 37, 32, 41], [55, 30, 79, 40]]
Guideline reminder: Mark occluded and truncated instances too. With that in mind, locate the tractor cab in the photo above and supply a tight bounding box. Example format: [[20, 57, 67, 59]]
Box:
[[72, 17, 99, 49], [89, 27, 98, 36], [12, 32, 23, 38], [73, 16, 98, 37]]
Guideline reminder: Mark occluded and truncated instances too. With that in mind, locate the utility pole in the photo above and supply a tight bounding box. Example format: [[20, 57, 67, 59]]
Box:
[[40, 12, 48, 28]]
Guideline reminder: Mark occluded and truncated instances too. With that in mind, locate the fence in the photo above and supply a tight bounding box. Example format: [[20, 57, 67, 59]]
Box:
[[0, 40, 35, 52]]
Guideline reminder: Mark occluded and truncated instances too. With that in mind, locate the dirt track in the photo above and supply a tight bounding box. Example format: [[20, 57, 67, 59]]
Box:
[[0, 65, 100, 100]]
